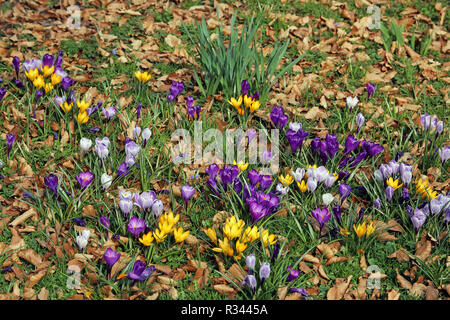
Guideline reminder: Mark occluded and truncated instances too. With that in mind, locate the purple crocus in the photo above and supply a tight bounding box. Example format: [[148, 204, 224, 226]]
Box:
[[286, 266, 300, 282], [243, 275, 257, 294], [343, 135, 360, 154], [259, 262, 270, 284], [12, 56, 20, 78], [103, 106, 117, 120], [73, 218, 86, 226], [127, 216, 146, 238], [136, 102, 142, 120], [60, 76, 73, 91], [206, 163, 219, 178], [271, 241, 280, 262], [286, 128, 308, 153], [356, 112, 365, 131], [246, 254, 256, 273], [339, 184, 351, 203], [0, 88, 6, 102], [117, 161, 130, 177], [35, 90, 43, 102], [385, 186, 394, 202], [259, 175, 272, 190], [99, 216, 110, 228], [104, 248, 120, 270], [362, 140, 383, 157], [241, 80, 250, 96], [290, 288, 309, 297], [119, 198, 133, 217], [76, 171, 94, 189], [249, 202, 268, 223], [332, 205, 342, 223], [248, 169, 260, 186], [44, 174, 59, 197], [135, 191, 156, 211], [181, 184, 195, 203], [374, 198, 381, 209], [311, 208, 330, 229], [366, 83, 375, 99], [411, 209, 426, 230], [186, 96, 194, 108], [439, 146, 450, 163], [128, 260, 155, 281], [6, 133, 15, 151]]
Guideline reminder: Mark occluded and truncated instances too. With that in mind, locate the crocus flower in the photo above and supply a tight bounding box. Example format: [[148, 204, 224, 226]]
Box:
[[135, 191, 156, 211], [411, 209, 426, 230], [60, 76, 73, 91], [374, 198, 381, 209], [243, 275, 257, 293], [117, 162, 129, 177], [186, 96, 194, 108], [290, 288, 309, 298], [151, 199, 164, 217], [260, 175, 273, 190], [181, 184, 195, 203], [142, 128, 151, 143], [276, 183, 289, 195], [401, 187, 410, 203], [0, 88, 6, 102], [127, 216, 146, 238], [241, 80, 250, 96], [248, 169, 260, 186], [119, 198, 133, 217], [291, 168, 305, 182], [436, 121, 443, 136], [307, 178, 318, 193], [6, 133, 15, 151], [76, 171, 94, 189], [246, 254, 256, 273], [271, 241, 280, 262], [356, 112, 365, 131], [399, 163, 413, 186], [80, 137, 92, 154], [286, 128, 308, 153], [366, 83, 375, 99], [362, 140, 383, 157], [102, 106, 117, 120], [339, 184, 351, 202], [322, 193, 334, 206], [259, 262, 270, 284], [136, 102, 142, 120], [101, 173, 113, 190], [343, 135, 360, 154], [346, 96, 358, 110], [12, 56, 20, 78], [76, 234, 89, 251], [128, 260, 155, 281], [35, 90, 43, 102], [385, 186, 394, 202], [99, 216, 110, 229], [134, 71, 151, 83], [125, 141, 140, 157], [262, 150, 272, 164], [74, 218, 86, 226], [286, 266, 300, 282], [104, 248, 120, 270], [44, 174, 59, 197], [439, 146, 450, 163], [332, 205, 342, 222], [311, 208, 330, 228]]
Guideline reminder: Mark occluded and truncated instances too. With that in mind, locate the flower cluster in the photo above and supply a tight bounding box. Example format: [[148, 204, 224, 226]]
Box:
[[420, 113, 443, 135], [204, 216, 277, 260], [186, 96, 201, 120], [338, 136, 383, 168], [286, 122, 309, 153], [269, 105, 289, 129], [373, 160, 413, 202], [76, 229, 91, 251], [119, 189, 164, 218], [291, 165, 338, 193], [168, 81, 184, 102], [228, 82, 260, 116], [138, 211, 190, 245], [352, 220, 376, 238], [311, 134, 339, 165], [242, 254, 271, 294]]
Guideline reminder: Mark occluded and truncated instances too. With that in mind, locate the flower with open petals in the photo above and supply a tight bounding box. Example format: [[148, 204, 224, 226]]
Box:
[[353, 221, 367, 238], [174, 227, 190, 243], [104, 248, 120, 269], [279, 174, 294, 187], [134, 70, 151, 83], [139, 231, 154, 246], [128, 260, 155, 281], [127, 216, 146, 238], [76, 171, 93, 189]]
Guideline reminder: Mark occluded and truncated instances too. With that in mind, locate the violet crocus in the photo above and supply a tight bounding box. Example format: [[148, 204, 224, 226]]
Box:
[[332, 205, 342, 223], [339, 184, 351, 203], [241, 80, 250, 96], [125, 141, 140, 157], [286, 128, 308, 153], [35, 90, 43, 102], [76, 171, 94, 189], [0, 88, 6, 102], [207, 163, 220, 179], [259, 262, 270, 284], [12, 56, 20, 78], [246, 254, 256, 273], [99, 216, 110, 228], [119, 198, 133, 217], [385, 186, 394, 202], [249, 202, 268, 223], [286, 266, 300, 282], [356, 112, 365, 131], [127, 216, 146, 238], [104, 248, 120, 270], [312, 208, 330, 229], [343, 135, 360, 154], [181, 184, 195, 203], [60, 76, 73, 91], [366, 83, 375, 99], [136, 102, 142, 120], [259, 175, 272, 190], [128, 260, 155, 281], [411, 209, 426, 230], [271, 241, 280, 262], [6, 133, 15, 151], [262, 150, 272, 164], [44, 174, 59, 197], [438, 146, 450, 163], [248, 169, 260, 186], [374, 198, 381, 209], [135, 191, 156, 211], [243, 274, 257, 293], [399, 163, 413, 186], [103, 106, 117, 120], [362, 140, 383, 157], [290, 288, 309, 297]]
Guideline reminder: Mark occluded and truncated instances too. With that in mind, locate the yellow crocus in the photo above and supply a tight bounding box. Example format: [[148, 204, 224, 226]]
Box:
[[340, 227, 350, 236], [77, 100, 89, 113], [234, 160, 249, 172], [235, 239, 247, 256], [241, 225, 259, 243], [249, 100, 260, 113], [228, 96, 243, 109], [51, 73, 61, 85], [260, 229, 277, 247], [25, 68, 39, 81], [243, 95, 255, 108], [44, 82, 54, 94], [153, 228, 168, 243], [174, 227, 190, 243], [279, 174, 294, 187], [297, 180, 308, 193], [134, 71, 151, 83], [77, 112, 89, 124], [33, 75, 45, 89], [353, 222, 367, 238], [204, 227, 217, 244], [386, 177, 403, 190], [212, 238, 234, 257], [223, 216, 245, 240], [159, 211, 179, 228], [60, 102, 73, 113], [42, 64, 55, 77], [366, 221, 375, 237], [139, 231, 154, 246]]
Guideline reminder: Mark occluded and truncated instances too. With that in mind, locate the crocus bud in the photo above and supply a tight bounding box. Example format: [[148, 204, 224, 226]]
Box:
[[245, 254, 256, 273], [99, 216, 110, 228], [125, 154, 136, 168], [322, 193, 334, 206], [411, 209, 426, 230], [346, 96, 358, 110], [133, 127, 141, 139], [385, 186, 394, 202], [324, 174, 336, 189], [243, 275, 257, 293], [374, 198, 381, 209], [80, 138, 92, 153], [181, 184, 195, 203], [259, 262, 271, 284], [339, 184, 351, 202], [119, 198, 133, 217], [142, 128, 151, 141], [401, 187, 410, 203], [101, 173, 113, 190], [151, 199, 163, 217], [307, 178, 318, 193], [76, 234, 89, 251], [356, 113, 365, 130]]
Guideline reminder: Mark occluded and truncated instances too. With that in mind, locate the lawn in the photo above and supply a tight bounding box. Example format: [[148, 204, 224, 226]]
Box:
[[0, 0, 448, 301]]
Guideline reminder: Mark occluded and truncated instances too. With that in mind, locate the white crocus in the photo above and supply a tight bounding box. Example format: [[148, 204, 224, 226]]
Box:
[[346, 96, 359, 110], [322, 193, 334, 206], [101, 173, 113, 190], [80, 137, 92, 154]]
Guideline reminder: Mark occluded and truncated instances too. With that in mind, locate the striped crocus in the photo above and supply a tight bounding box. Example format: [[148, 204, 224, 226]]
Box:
[[128, 260, 155, 282], [439, 146, 450, 163], [104, 248, 120, 270], [127, 216, 146, 238], [76, 171, 94, 189], [311, 207, 330, 229], [102, 106, 117, 120]]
